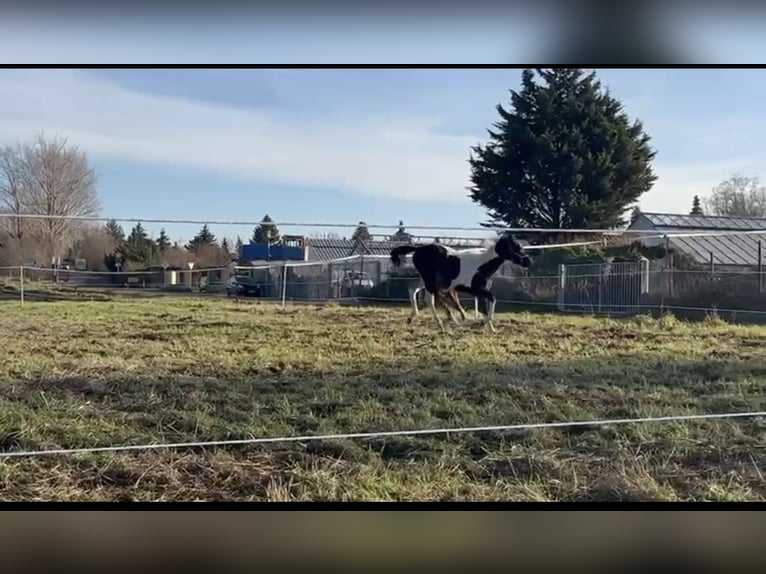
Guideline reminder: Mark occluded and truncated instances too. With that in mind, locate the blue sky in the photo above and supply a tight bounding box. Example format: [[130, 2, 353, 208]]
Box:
[[3, 67, 766, 244]]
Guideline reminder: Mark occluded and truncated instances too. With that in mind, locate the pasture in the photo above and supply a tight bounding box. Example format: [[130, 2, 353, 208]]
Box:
[[0, 295, 764, 501]]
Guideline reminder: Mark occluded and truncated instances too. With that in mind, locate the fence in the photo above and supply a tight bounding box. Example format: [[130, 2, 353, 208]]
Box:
[[2, 256, 766, 323], [557, 259, 649, 314]]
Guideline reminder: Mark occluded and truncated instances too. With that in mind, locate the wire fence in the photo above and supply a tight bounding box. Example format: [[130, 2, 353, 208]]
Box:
[[2, 410, 764, 460], [3, 254, 766, 322]]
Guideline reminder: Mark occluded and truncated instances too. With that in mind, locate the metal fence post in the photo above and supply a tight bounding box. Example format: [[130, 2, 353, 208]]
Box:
[[19, 265, 24, 306], [557, 263, 566, 311], [640, 257, 650, 294], [759, 240, 763, 294], [281, 263, 288, 308]]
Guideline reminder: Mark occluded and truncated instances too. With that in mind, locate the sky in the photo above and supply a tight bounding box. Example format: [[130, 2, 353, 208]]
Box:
[[2, 8, 766, 244]]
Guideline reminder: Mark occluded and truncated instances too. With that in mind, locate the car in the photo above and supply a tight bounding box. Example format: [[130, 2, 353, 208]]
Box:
[[225, 275, 262, 297]]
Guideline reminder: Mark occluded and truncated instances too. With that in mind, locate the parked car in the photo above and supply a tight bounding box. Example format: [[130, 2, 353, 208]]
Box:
[[225, 275, 262, 297]]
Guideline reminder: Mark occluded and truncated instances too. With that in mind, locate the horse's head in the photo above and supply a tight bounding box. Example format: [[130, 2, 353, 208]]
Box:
[[494, 233, 532, 268]]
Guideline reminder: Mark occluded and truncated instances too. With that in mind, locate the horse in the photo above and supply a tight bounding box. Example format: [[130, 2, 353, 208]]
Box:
[[389, 233, 531, 332]]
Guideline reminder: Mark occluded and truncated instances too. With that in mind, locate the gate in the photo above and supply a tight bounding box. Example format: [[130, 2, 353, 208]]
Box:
[[558, 259, 649, 315]]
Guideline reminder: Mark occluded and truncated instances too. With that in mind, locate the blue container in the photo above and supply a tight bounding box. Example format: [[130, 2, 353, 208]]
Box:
[[240, 243, 304, 261]]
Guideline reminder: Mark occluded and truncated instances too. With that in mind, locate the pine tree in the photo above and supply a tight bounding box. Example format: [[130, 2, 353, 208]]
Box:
[[235, 236, 243, 253], [630, 206, 642, 225], [391, 220, 413, 243], [103, 219, 126, 271], [185, 224, 217, 253], [469, 68, 657, 232], [251, 214, 280, 244], [690, 195, 704, 216], [156, 228, 171, 252], [351, 221, 372, 250], [104, 219, 125, 244], [120, 222, 157, 267]]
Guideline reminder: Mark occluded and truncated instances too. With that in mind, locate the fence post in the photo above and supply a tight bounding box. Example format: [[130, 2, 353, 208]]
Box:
[[557, 263, 566, 311], [759, 240, 763, 294], [640, 257, 650, 294], [668, 252, 675, 298], [281, 263, 288, 308], [597, 264, 603, 314], [709, 251, 715, 273], [19, 265, 24, 306]]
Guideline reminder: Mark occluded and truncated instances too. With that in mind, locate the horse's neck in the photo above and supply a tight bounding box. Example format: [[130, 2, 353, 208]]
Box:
[[460, 247, 496, 272]]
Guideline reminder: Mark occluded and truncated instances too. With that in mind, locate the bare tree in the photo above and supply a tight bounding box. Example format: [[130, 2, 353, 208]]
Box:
[[0, 134, 100, 263], [703, 175, 766, 218], [76, 224, 120, 271], [163, 245, 194, 268], [0, 144, 32, 263]]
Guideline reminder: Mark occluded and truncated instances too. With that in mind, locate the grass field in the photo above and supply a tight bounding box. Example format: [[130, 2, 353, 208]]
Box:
[[0, 295, 764, 502]]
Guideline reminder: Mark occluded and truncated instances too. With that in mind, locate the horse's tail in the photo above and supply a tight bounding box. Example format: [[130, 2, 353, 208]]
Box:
[[390, 245, 417, 267]]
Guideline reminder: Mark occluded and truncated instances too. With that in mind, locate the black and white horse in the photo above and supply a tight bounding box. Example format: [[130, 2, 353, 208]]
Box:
[[389, 233, 531, 332]]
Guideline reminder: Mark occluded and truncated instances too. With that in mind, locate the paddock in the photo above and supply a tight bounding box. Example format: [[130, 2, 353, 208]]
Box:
[[0, 294, 764, 501]]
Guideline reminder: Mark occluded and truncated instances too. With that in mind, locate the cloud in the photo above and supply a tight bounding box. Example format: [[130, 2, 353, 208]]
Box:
[[0, 70, 477, 203]]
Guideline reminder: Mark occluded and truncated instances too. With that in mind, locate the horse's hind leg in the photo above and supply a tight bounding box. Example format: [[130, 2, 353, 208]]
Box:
[[444, 299, 460, 325], [407, 287, 421, 324], [433, 291, 458, 326], [447, 289, 468, 321]]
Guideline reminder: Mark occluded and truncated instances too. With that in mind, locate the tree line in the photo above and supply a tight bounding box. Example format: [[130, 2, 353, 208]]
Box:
[[93, 215, 292, 271]]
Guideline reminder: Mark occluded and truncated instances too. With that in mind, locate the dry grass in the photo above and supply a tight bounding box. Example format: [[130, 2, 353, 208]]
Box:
[[0, 296, 764, 501]]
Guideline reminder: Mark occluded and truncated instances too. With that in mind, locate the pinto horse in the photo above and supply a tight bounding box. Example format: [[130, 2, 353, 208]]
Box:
[[389, 233, 531, 332]]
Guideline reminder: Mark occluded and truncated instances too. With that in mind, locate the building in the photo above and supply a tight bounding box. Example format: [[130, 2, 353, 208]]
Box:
[[629, 212, 766, 270]]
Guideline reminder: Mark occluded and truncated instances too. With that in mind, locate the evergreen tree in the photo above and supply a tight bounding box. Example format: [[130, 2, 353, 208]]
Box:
[[630, 206, 642, 225], [235, 236, 243, 254], [469, 68, 657, 233], [351, 221, 372, 250], [103, 219, 126, 271], [156, 228, 171, 252], [690, 195, 703, 215], [251, 214, 280, 244], [391, 220, 413, 243], [120, 222, 158, 267], [105, 219, 125, 244], [185, 224, 217, 253]]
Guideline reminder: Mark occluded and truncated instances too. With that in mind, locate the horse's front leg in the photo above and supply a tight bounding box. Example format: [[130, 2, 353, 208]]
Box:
[[428, 291, 446, 332]]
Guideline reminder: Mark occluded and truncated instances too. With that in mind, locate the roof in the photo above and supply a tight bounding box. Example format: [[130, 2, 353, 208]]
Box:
[[305, 239, 411, 262], [633, 212, 766, 266], [305, 237, 491, 262], [639, 212, 766, 230]]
